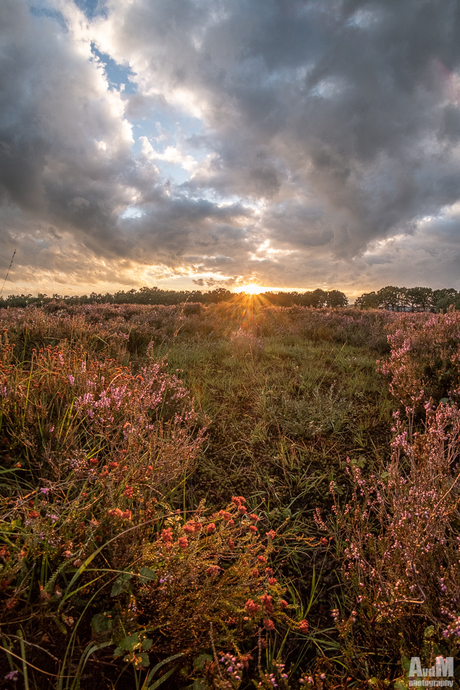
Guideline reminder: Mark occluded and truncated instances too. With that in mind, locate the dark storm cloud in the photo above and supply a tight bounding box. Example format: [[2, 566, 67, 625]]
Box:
[[3, 0, 460, 294], [106, 0, 460, 257]]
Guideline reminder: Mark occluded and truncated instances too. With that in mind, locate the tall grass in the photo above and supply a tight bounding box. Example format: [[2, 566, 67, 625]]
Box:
[[2, 302, 458, 688]]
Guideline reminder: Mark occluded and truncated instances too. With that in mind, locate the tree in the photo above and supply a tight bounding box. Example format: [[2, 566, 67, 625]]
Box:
[[325, 290, 348, 308]]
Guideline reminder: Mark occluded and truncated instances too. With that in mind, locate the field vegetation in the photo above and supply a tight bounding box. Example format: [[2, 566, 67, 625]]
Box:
[[1, 297, 460, 689]]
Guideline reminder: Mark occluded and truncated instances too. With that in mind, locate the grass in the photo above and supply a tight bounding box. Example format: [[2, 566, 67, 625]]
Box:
[[2, 301, 459, 689]]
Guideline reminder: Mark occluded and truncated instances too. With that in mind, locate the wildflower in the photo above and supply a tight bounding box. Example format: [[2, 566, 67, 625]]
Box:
[[252, 568, 259, 577], [261, 593, 274, 614], [263, 618, 275, 631], [183, 522, 195, 534], [238, 505, 248, 514], [245, 599, 261, 615], [40, 487, 50, 495], [268, 577, 277, 586], [4, 670, 19, 681], [161, 528, 173, 543], [257, 555, 267, 563], [228, 538, 235, 548], [69, 374, 75, 386], [205, 565, 221, 576], [249, 525, 258, 534], [29, 510, 40, 518], [89, 457, 99, 466], [231, 496, 246, 506], [250, 513, 260, 522], [279, 599, 289, 609], [267, 530, 276, 539], [299, 619, 309, 633], [207, 523, 216, 534], [265, 567, 274, 575], [178, 537, 189, 549], [109, 462, 118, 469], [124, 486, 134, 498]]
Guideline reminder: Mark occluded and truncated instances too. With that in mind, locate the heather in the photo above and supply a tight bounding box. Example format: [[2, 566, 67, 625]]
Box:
[[1, 302, 459, 688]]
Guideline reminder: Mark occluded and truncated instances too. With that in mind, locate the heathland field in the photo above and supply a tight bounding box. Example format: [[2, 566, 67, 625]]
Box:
[[1, 299, 460, 689]]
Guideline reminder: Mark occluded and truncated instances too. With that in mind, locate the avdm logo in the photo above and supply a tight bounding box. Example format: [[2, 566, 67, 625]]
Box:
[[408, 657, 454, 687]]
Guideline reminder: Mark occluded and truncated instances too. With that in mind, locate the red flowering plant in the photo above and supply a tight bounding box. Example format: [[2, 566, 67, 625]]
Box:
[[128, 498, 291, 659]]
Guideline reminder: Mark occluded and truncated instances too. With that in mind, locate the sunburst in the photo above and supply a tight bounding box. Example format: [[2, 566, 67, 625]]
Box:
[[234, 284, 266, 295]]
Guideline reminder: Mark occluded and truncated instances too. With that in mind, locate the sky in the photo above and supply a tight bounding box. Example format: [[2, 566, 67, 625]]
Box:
[[1, 0, 460, 300]]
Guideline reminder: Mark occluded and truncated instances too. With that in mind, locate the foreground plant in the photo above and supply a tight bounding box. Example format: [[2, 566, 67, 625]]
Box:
[[318, 311, 460, 683]]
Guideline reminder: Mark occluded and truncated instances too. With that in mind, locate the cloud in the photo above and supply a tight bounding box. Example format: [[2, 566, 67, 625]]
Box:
[[2, 0, 460, 297]]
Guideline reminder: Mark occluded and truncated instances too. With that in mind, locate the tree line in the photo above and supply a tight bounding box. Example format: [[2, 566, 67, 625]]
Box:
[[0, 286, 348, 309], [0, 285, 458, 311], [354, 286, 460, 312]]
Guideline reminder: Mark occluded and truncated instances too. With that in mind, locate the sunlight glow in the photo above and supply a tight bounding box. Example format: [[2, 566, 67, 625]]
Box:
[[234, 284, 267, 295]]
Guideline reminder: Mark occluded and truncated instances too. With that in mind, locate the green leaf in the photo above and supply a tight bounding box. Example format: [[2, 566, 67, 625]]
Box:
[[193, 654, 213, 671], [424, 625, 435, 639], [136, 652, 150, 668], [110, 572, 133, 597], [144, 653, 185, 686], [147, 666, 178, 689], [117, 633, 139, 652], [139, 566, 157, 583], [401, 656, 411, 672], [394, 679, 408, 690], [91, 613, 112, 633], [142, 638, 153, 651], [110, 580, 124, 597]]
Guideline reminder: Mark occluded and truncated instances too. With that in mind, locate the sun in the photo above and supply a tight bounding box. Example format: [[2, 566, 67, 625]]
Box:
[[235, 284, 266, 295]]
